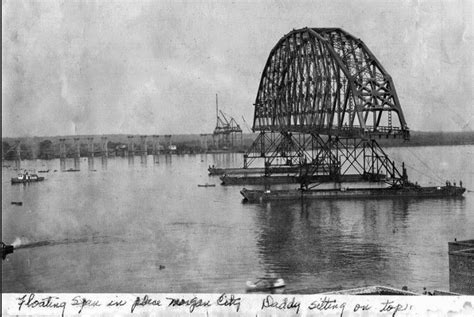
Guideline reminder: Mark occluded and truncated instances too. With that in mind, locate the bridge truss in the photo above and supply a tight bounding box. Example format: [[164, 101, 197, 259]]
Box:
[[245, 28, 411, 187]]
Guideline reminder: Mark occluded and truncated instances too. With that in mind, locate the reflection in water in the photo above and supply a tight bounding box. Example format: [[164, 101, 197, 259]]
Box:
[[251, 197, 458, 293], [153, 154, 159, 164], [60, 158, 66, 172], [15, 159, 21, 170], [74, 157, 80, 171], [128, 155, 134, 166], [165, 154, 172, 164], [212, 153, 240, 169], [140, 154, 147, 166], [60, 157, 81, 171], [101, 156, 107, 170], [88, 157, 94, 171]]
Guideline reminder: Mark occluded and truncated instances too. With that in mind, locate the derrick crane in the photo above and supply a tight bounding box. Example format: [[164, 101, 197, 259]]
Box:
[[212, 94, 243, 149]]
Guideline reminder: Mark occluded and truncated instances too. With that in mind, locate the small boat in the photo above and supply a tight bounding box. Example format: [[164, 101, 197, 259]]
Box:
[[11, 201, 23, 206], [246, 278, 285, 292], [11, 172, 45, 184], [38, 169, 50, 173], [65, 168, 80, 172], [2, 242, 14, 260], [198, 183, 216, 187]]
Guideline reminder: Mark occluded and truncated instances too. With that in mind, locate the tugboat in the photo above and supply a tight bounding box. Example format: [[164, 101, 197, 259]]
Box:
[[11, 171, 45, 184]]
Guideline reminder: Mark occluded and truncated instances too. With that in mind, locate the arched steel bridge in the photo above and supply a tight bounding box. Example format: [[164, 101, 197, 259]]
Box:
[[253, 27, 409, 140], [217, 28, 414, 186]]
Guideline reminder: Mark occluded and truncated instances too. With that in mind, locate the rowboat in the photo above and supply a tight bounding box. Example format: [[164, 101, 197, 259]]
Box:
[[246, 278, 285, 292]]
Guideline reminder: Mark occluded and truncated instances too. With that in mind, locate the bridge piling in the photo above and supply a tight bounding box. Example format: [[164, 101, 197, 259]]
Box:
[[127, 136, 135, 156], [101, 136, 108, 157]]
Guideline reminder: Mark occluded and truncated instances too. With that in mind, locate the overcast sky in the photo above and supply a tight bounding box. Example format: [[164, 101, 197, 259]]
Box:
[[2, 0, 472, 137]]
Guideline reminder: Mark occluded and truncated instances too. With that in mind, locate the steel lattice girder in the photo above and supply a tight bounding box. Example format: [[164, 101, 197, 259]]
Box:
[[252, 27, 409, 140], [243, 131, 406, 185]]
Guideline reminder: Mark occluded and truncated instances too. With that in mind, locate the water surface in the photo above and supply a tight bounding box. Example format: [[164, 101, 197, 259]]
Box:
[[2, 145, 473, 293]]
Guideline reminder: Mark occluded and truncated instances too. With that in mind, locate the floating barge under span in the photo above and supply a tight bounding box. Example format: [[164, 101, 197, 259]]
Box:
[[240, 185, 466, 203], [221, 173, 385, 186], [208, 166, 323, 176]]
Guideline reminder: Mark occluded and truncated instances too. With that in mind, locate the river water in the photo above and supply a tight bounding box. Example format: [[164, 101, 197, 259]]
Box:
[[2, 145, 473, 293]]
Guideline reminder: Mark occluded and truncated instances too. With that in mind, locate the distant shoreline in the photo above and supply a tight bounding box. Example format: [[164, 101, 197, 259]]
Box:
[[2, 131, 474, 160]]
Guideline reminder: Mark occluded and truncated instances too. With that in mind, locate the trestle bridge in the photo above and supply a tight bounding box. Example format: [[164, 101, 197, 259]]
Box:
[[2, 135, 175, 170]]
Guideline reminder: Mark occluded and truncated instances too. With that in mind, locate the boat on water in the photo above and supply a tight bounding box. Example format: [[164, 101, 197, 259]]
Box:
[[241, 183, 466, 203], [11, 172, 45, 184], [197, 183, 216, 187], [2, 242, 14, 260], [246, 278, 285, 292]]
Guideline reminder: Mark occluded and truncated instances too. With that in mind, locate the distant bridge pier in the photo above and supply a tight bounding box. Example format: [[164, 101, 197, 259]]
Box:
[[74, 138, 80, 158], [14, 141, 21, 170], [87, 137, 94, 157], [212, 134, 217, 149], [74, 137, 81, 170], [59, 138, 67, 172], [101, 136, 108, 157], [127, 136, 135, 156], [200, 134, 209, 152], [164, 135, 172, 154], [59, 138, 67, 159], [140, 135, 147, 156], [152, 135, 160, 163]]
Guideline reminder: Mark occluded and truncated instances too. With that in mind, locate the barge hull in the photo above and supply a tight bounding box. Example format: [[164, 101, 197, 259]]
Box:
[[209, 166, 327, 176], [222, 174, 384, 186], [241, 186, 466, 203]]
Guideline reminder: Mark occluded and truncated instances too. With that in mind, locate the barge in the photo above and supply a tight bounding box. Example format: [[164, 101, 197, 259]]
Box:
[[240, 184, 466, 203], [222, 173, 385, 186], [208, 165, 327, 176]]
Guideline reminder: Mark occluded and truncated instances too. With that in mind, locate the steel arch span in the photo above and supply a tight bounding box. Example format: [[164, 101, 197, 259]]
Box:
[[253, 27, 409, 140]]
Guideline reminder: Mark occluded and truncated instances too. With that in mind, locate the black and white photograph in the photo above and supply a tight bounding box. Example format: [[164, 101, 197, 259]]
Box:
[[2, 0, 473, 315]]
